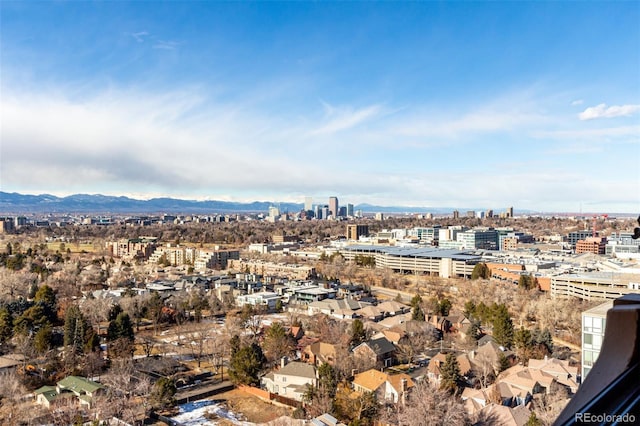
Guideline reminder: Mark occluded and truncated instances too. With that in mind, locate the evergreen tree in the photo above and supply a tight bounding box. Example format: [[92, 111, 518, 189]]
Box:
[[14, 304, 50, 335], [471, 262, 491, 280], [440, 353, 462, 393], [497, 353, 511, 373], [34, 324, 53, 354], [229, 334, 241, 356], [525, 412, 543, 426], [317, 362, 338, 397], [64, 305, 87, 354], [467, 319, 482, 342], [34, 285, 57, 324], [411, 294, 425, 321], [108, 312, 135, 342], [263, 322, 295, 363], [514, 327, 533, 362], [149, 377, 177, 410], [107, 304, 123, 322], [532, 328, 553, 354], [0, 308, 13, 343], [229, 343, 265, 385], [463, 300, 476, 321], [491, 304, 514, 348], [439, 298, 452, 316], [350, 319, 367, 347]]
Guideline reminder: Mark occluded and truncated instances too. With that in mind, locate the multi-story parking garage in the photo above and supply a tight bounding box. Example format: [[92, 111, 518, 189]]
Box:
[[341, 245, 481, 278]]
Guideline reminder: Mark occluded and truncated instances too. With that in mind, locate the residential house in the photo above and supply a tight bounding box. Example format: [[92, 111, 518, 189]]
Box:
[[427, 352, 473, 385], [353, 337, 397, 367], [312, 413, 347, 426], [0, 354, 25, 373], [428, 314, 452, 333], [261, 359, 317, 402], [376, 300, 410, 317], [356, 305, 385, 322], [35, 376, 105, 408], [352, 368, 415, 404], [474, 403, 532, 426], [527, 356, 579, 393], [307, 298, 365, 319], [236, 291, 281, 311], [470, 340, 516, 376], [498, 364, 555, 398], [302, 342, 338, 366]]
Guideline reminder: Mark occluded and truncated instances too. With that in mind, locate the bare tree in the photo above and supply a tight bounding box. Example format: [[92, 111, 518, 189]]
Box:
[[0, 371, 28, 425], [395, 380, 470, 426], [138, 334, 158, 358], [531, 382, 570, 425], [101, 358, 150, 421]]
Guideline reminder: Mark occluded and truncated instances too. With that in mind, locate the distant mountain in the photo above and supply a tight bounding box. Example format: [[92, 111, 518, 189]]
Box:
[[0, 192, 298, 214], [0, 191, 491, 215]]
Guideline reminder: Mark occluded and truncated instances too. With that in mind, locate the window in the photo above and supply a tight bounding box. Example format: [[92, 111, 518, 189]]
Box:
[[584, 333, 593, 348], [584, 316, 593, 332], [592, 318, 603, 333], [593, 334, 602, 350]]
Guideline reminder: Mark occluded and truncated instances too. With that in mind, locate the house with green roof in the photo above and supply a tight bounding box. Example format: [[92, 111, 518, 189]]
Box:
[[34, 376, 105, 408]]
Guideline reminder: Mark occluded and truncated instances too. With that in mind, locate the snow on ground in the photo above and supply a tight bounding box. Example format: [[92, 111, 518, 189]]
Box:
[[171, 399, 255, 426]]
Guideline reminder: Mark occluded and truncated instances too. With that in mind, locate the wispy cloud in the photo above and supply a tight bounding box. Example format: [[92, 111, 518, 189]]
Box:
[[1, 83, 637, 211], [578, 103, 640, 120], [570, 99, 584, 106], [534, 125, 640, 140], [153, 40, 181, 50], [129, 31, 149, 42], [308, 103, 383, 136]]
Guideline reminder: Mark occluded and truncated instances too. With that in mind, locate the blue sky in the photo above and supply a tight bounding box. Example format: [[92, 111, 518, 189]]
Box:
[[1, 1, 639, 212]]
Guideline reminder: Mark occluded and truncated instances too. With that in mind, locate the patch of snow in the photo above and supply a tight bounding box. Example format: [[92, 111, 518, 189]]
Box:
[[172, 399, 254, 425]]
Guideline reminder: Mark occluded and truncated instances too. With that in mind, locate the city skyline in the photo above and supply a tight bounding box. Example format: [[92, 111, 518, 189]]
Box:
[[1, 2, 639, 212]]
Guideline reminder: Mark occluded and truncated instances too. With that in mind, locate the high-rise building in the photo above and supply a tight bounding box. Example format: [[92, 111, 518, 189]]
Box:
[[268, 206, 280, 218], [452, 210, 460, 219], [329, 196, 339, 218], [346, 203, 354, 217], [304, 197, 313, 212], [321, 206, 329, 220], [582, 301, 611, 379], [346, 224, 369, 241], [507, 207, 514, 218]]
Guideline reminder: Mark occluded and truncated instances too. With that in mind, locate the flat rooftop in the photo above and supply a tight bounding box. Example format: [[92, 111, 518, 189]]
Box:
[[584, 301, 614, 316], [344, 244, 480, 261]]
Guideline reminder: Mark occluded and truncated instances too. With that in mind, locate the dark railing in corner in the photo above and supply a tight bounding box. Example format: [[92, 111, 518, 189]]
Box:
[[554, 293, 640, 425]]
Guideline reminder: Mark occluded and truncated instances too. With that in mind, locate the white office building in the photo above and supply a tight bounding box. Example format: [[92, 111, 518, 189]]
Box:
[[581, 301, 612, 379]]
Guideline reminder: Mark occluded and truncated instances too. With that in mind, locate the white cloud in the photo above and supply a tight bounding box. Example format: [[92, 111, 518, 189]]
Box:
[[534, 125, 640, 140], [130, 31, 149, 42], [308, 103, 383, 136], [153, 40, 180, 50], [578, 103, 640, 120], [1, 84, 638, 212], [570, 99, 584, 106]]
